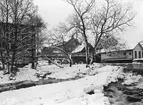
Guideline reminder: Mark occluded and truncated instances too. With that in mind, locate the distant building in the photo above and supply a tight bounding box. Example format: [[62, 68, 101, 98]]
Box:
[[42, 37, 94, 63], [71, 43, 94, 63], [100, 43, 143, 63], [42, 37, 80, 61]]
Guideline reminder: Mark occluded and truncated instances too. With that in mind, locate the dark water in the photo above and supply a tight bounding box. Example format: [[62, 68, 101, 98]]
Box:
[[126, 64, 143, 69], [0, 76, 82, 93], [103, 78, 143, 105], [102, 63, 143, 75], [123, 64, 143, 75]]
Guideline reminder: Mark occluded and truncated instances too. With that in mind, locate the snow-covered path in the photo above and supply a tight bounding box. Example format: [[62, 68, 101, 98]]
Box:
[[0, 65, 122, 105]]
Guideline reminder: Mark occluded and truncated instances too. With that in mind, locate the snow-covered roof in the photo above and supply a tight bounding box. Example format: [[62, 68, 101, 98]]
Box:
[[127, 43, 137, 49], [133, 58, 143, 61], [128, 42, 143, 50], [98, 45, 128, 54], [99, 49, 118, 53], [72, 43, 85, 53], [43, 44, 50, 48], [139, 41, 143, 48]]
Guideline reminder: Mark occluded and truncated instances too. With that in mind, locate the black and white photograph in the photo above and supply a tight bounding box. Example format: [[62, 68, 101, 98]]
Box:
[[0, 0, 143, 105]]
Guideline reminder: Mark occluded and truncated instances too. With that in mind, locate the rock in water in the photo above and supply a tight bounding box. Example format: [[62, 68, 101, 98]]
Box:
[[126, 96, 142, 102]]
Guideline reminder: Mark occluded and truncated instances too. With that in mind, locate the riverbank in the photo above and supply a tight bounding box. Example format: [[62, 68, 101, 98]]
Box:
[[0, 64, 121, 105]]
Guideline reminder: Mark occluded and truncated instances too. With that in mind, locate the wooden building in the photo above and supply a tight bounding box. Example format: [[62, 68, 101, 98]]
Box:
[[100, 43, 143, 63], [42, 37, 94, 63], [71, 43, 94, 63]]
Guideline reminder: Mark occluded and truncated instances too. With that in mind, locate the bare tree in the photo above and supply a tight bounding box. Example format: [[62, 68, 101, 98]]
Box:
[[24, 14, 47, 69], [90, 0, 135, 59], [0, 0, 14, 72], [65, 0, 95, 65], [9, 0, 37, 72], [45, 24, 73, 67], [0, 0, 45, 76], [64, 0, 135, 64], [46, 27, 66, 46]]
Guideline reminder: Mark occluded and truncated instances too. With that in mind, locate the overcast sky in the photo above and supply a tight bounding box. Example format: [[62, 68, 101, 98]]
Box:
[[34, 0, 143, 47]]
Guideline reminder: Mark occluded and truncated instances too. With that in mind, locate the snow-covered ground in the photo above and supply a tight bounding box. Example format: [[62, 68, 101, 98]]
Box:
[[0, 61, 124, 105], [0, 61, 102, 84], [0, 65, 37, 84]]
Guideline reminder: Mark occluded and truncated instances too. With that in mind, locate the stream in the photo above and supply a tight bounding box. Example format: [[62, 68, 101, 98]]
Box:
[[103, 67, 143, 105], [1, 64, 143, 105], [0, 76, 82, 93]]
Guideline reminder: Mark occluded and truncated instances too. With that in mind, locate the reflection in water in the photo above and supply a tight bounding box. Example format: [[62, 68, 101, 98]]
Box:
[[127, 64, 143, 69]]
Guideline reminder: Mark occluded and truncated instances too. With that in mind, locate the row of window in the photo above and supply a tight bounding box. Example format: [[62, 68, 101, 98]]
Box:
[[134, 51, 143, 58], [123, 52, 132, 56]]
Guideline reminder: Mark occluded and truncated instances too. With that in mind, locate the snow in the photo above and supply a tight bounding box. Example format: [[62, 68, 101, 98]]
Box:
[[0, 60, 59, 84], [0, 65, 40, 84], [127, 43, 136, 49], [0, 64, 38, 84], [0, 63, 123, 105], [136, 79, 143, 89], [43, 44, 50, 47], [122, 73, 143, 85], [72, 43, 84, 53], [0, 61, 103, 84]]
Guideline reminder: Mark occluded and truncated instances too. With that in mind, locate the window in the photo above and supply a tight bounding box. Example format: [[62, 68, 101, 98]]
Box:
[[139, 51, 141, 58], [129, 52, 132, 55], [135, 51, 137, 58], [142, 51, 143, 58], [123, 52, 126, 55]]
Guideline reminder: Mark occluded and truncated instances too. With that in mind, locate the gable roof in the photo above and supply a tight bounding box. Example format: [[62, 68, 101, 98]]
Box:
[[72, 43, 84, 53], [134, 43, 143, 50], [72, 43, 94, 54], [99, 42, 143, 54], [42, 37, 80, 54], [128, 41, 143, 50], [57, 37, 80, 53], [127, 43, 137, 50], [139, 41, 143, 49]]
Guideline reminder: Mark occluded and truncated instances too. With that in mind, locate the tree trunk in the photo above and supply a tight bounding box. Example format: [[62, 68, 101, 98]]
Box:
[[91, 50, 95, 64], [0, 50, 5, 70], [11, 24, 18, 73], [49, 46, 73, 67], [5, 0, 10, 73], [85, 42, 89, 65], [83, 30, 89, 65], [69, 54, 72, 67], [80, 16, 89, 65], [31, 31, 36, 69], [44, 56, 64, 68], [11, 48, 16, 73], [11, 2, 18, 73], [31, 50, 35, 69]]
